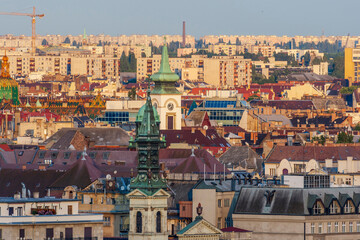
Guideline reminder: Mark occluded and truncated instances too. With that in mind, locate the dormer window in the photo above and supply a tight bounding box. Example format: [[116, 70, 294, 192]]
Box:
[[344, 200, 355, 214], [313, 200, 324, 215], [329, 201, 340, 214]]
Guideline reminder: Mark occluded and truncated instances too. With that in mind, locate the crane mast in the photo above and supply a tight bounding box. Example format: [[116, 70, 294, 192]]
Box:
[[0, 6, 45, 55]]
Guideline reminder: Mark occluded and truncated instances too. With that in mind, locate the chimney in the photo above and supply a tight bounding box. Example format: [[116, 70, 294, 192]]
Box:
[[182, 21, 186, 48], [33, 192, 39, 199], [14, 193, 21, 200]]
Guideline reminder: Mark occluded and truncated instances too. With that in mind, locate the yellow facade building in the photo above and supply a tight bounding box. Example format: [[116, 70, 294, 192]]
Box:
[[344, 47, 360, 84]]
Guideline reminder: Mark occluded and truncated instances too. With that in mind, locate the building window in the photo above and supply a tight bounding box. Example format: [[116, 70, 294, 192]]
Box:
[[156, 211, 161, 233], [311, 223, 315, 234], [218, 199, 222, 208], [270, 168, 275, 176], [46, 228, 54, 239], [329, 201, 339, 214], [350, 222, 353, 232], [68, 205, 72, 215], [136, 211, 142, 233], [8, 207, 13, 216], [357, 221, 360, 232], [17, 207, 23, 216], [335, 222, 339, 233], [217, 217, 222, 229], [342, 222, 346, 232], [344, 200, 354, 213], [104, 216, 110, 226], [224, 199, 230, 207], [327, 222, 331, 233], [19, 229, 25, 240], [313, 201, 323, 215], [318, 223, 322, 234]]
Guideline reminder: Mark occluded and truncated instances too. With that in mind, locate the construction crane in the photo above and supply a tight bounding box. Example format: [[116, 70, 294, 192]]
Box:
[[345, 33, 350, 48], [0, 6, 44, 55]]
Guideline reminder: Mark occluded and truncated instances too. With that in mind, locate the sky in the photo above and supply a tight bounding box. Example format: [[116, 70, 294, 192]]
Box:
[[0, 0, 358, 38]]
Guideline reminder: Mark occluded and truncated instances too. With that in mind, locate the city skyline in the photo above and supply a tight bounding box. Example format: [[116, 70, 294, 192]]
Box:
[[0, 0, 358, 38]]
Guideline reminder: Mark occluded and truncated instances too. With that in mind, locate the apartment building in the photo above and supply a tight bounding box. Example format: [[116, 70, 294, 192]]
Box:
[[275, 48, 325, 62], [104, 45, 151, 58], [345, 47, 360, 84], [249, 44, 275, 57], [137, 55, 251, 87], [8, 53, 120, 78], [0, 194, 103, 240], [204, 56, 252, 87], [207, 43, 245, 56]]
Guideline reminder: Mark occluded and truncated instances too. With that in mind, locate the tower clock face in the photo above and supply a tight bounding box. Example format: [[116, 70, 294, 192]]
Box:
[[167, 103, 174, 111]]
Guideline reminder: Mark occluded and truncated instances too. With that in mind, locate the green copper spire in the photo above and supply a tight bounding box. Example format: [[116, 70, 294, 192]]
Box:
[[151, 40, 180, 95], [83, 28, 87, 40], [129, 81, 167, 195]]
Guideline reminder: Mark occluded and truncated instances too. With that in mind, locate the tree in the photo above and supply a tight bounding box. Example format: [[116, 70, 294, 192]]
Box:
[[311, 135, 326, 145], [128, 88, 136, 100], [302, 52, 311, 67], [128, 52, 137, 72], [120, 52, 130, 72], [63, 37, 70, 44], [41, 39, 48, 46], [337, 132, 353, 143]]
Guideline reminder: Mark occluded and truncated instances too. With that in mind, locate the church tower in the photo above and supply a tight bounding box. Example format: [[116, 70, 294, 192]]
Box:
[[127, 84, 170, 240], [150, 41, 181, 130]]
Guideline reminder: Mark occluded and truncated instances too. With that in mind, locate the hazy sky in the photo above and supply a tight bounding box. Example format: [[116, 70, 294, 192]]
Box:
[[0, 0, 358, 38]]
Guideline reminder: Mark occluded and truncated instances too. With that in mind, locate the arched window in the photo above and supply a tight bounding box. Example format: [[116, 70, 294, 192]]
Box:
[[313, 200, 324, 215], [344, 200, 355, 213], [136, 211, 142, 233], [329, 201, 340, 214], [156, 211, 161, 233]]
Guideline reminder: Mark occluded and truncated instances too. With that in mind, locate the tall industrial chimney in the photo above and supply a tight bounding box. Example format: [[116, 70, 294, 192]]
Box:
[[182, 21, 186, 48]]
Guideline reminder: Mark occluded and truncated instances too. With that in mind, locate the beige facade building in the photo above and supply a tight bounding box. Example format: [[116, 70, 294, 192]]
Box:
[[232, 187, 360, 240], [203, 56, 252, 87], [0, 195, 103, 240], [138, 55, 251, 87], [7, 53, 120, 78], [18, 116, 74, 141], [192, 182, 235, 230], [105, 45, 152, 58]]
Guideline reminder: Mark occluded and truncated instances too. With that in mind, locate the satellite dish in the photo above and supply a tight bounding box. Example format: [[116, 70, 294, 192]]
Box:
[[203, 125, 208, 130], [114, 170, 117, 175], [121, 186, 125, 190], [127, 185, 130, 191], [106, 174, 111, 180]]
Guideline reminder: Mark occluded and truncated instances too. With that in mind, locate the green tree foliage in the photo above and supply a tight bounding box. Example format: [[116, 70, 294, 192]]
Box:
[[273, 52, 298, 66], [41, 39, 48, 46], [311, 136, 326, 145], [302, 52, 311, 67], [275, 40, 343, 54], [120, 52, 137, 72], [251, 66, 277, 84], [337, 132, 353, 143], [326, 52, 344, 79], [354, 124, 360, 131], [340, 85, 358, 95], [63, 37, 70, 44], [128, 87, 136, 100]]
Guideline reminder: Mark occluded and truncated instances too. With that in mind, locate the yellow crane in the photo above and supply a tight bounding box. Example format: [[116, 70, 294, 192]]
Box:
[[0, 6, 45, 55]]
